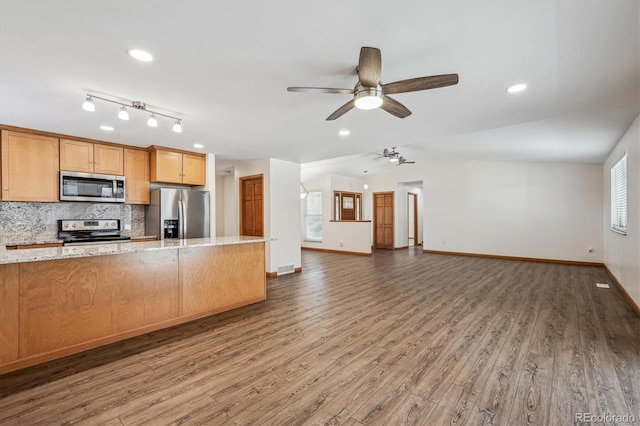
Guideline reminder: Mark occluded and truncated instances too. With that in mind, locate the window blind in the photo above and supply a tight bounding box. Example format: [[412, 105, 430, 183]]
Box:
[[610, 153, 627, 233]]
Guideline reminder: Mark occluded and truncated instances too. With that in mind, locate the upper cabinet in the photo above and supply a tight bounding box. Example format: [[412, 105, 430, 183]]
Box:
[[149, 146, 206, 185], [124, 148, 150, 205], [60, 139, 124, 175], [1, 130, 59, 202]]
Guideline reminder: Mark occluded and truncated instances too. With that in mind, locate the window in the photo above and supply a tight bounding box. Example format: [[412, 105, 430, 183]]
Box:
[[610, 153, 627, 234], [333, 191, 362, 221], [304, 191, 322, 241]]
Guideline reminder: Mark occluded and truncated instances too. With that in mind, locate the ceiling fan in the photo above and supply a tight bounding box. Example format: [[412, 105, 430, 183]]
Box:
[[378, 147, 416, 165], [287, 46, 458, 120]]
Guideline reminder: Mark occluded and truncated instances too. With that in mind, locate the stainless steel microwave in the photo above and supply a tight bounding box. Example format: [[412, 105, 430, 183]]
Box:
[[60, 171, 125, 203]]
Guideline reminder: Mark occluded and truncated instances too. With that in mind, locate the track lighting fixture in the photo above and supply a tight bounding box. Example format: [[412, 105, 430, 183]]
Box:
[[82, 94, 182, 133]]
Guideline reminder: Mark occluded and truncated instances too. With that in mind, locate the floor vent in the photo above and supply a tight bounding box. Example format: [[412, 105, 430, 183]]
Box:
[[278, 264, 295, 275], [596, 283, 610, 289]]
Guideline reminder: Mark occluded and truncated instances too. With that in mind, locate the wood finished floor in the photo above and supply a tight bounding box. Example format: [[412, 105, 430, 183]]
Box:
[[1, 248, 639, 426]]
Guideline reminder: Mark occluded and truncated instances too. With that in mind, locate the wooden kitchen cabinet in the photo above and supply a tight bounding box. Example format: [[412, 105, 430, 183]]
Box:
[[60, 139, 124, 175], [124, 148, 150, 204], [149, 146, 206, 185], [1, 130, 59, 202]]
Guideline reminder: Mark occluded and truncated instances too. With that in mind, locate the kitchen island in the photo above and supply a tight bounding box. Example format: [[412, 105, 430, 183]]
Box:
[[0, 237, 265, 373]]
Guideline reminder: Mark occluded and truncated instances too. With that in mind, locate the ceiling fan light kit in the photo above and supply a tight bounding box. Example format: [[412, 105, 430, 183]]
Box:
[[354, 84, 384, 110], [287, 46, 459, 120], [82, 94, 183, 133]]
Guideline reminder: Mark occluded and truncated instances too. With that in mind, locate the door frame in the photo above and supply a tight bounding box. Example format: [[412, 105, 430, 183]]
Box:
[[373, 191, 394, 249], [408, 192, 418, 246], [239, 173, 264, 237]]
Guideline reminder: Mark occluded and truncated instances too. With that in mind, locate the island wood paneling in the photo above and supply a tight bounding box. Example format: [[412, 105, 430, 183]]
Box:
[[0, 264, 19, 364], [1, 242, 264, 373], [18, 251, 179, 357], [180, 243, 266, 316]]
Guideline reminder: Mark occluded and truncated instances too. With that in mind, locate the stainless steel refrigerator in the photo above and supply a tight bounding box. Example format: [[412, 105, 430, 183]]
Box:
[[146, 188, 210, 240]]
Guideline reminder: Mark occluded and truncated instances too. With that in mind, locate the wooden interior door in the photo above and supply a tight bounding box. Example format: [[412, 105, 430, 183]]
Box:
[[408, 192, 418, 246], [240, 175, 264, 237], [373, 192, 394, 249]]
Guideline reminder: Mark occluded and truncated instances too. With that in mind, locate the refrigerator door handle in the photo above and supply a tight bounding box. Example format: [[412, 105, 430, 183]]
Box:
[[178, 200, 184, 239], [182, 200, 187, 238]]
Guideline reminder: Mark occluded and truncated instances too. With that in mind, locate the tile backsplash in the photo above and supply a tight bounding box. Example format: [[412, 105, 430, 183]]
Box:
[[0, 202, 145, 245]]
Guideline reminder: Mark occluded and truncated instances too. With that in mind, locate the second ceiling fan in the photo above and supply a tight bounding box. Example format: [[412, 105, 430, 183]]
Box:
[[287, 47, 459, 121]]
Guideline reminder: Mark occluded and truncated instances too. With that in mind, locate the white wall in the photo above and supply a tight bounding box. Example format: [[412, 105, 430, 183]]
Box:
[[365, 156, 603, 262], [223, 172, 237, 236], [269, 158, 302, 272], [423, 160, 603, 262], [603, 114, 639, 307], [215, 176, 225, 237], [301, 174, 372, 254]]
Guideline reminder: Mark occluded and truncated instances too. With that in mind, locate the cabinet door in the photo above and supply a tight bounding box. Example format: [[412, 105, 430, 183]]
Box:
[[182, 153, 206, 185], [124, 148, 150, 204], [1, 131, 59, 202], [60, 139, 93, 172], [94, 144, 124, 175], [151, 149, 183, 183]]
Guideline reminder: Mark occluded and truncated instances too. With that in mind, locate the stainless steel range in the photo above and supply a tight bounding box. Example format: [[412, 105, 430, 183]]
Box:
[[58, 219, 131, 246]]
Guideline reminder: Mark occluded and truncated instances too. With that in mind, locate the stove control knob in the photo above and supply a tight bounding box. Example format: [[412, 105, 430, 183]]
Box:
[[110, 222, 116, 227], [63, 223, 69, 229], [71, 223, 77, 228]]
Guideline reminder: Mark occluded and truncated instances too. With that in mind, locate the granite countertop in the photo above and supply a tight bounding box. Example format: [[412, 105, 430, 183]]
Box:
[[4, 235, 158, 247], [0, 236, 265, 265]]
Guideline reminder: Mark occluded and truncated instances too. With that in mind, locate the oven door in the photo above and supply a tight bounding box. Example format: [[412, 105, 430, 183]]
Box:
[[60, 171, 125, 202]]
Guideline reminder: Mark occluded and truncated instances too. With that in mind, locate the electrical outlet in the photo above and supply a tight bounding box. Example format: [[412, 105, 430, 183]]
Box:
[[339, 241, 344, 247], [124, 223, 131, 231], [588, 247, 593, 253]]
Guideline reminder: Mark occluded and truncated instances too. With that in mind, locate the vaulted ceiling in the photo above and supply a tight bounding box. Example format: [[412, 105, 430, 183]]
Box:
[[1, 1, 638, 177]]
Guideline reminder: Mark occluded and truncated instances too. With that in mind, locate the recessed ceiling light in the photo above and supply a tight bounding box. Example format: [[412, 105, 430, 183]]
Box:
[[339, 130, 350, 136], [506, 83, 527, 93], [126, 49, 153, 62], [193, 143, 204, 149], [100, 125, 114, 131]]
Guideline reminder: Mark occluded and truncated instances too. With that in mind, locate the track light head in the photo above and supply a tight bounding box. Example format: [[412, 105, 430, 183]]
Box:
[[147, 114, 158, 127], [82, 96, 95, 112], [172, 120, 182, 133], [118, 106, 129, 120]]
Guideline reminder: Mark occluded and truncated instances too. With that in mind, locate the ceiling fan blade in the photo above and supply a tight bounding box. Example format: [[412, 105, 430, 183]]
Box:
[[381, 96, 412, 118], [382, 74, 459, 95], [287, 87, 354, 94], [326, 99, 355, 121], [358, 47, 382, 87]]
